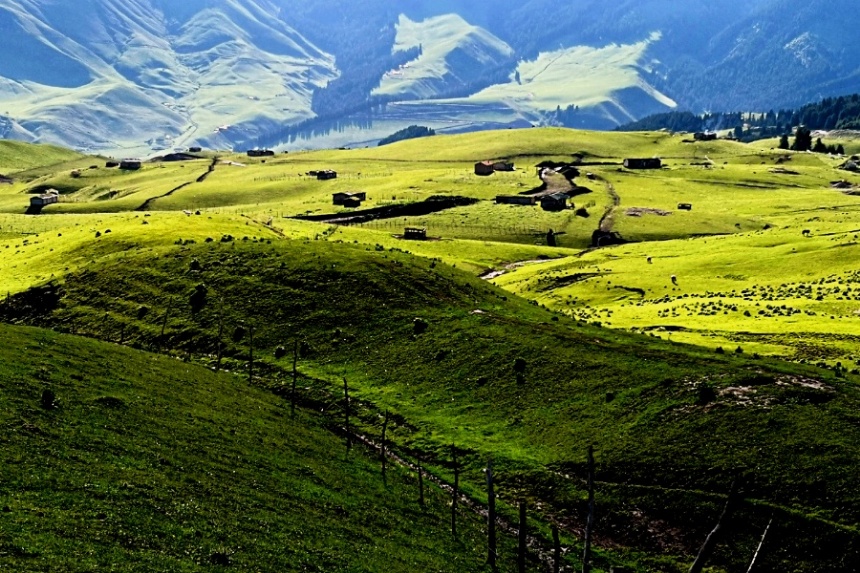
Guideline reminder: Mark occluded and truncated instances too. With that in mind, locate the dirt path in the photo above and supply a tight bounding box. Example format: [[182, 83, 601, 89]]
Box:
[[598, 181, 620, 233], [135, 157, 218, 212]]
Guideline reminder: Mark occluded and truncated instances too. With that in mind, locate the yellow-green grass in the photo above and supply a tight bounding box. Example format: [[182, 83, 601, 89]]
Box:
[[0, 212, 286, 296], [0, 323, 524, 573], [5, 130, 860, 366], [493, 218, 860, 366], [0, 140, 85, 175]]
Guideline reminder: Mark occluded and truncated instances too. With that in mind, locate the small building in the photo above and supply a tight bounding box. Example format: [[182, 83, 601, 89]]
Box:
[[694, 132, 718, 141], [496, 195, 537, 206], [105, 161, 119, 168], [404, 227, 427, 240], [342, 196, 362, 208], [475, 161, 495, 176], [30, 190, 59, 207], [678, 203, 693, 211], [188, 146, 203, 153], [120, 159, 142, 170], [317, 170, 338, 180], [623, 158, 662, 170], [333, 191, 366, 205], [247, 149, 275, 157], [493, 161, 515, 172], [540, 193, 569, 212]]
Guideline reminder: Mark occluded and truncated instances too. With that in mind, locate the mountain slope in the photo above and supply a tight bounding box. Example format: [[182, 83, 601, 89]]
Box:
[[373, 14, 514, 100], [0, 322, 520, 572], [0, 0, 337, 154]]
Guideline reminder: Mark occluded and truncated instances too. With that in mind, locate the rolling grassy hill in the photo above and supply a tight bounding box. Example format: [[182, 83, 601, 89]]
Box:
[[0, 322, 526, 572], [2, 235, 859, 571], [3, 130, 860, 571]]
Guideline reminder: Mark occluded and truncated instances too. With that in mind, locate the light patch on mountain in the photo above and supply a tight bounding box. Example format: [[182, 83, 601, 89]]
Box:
[[462, 33, 674, 117], [0, 0, 338, 155], [373, 14, 514, 100]]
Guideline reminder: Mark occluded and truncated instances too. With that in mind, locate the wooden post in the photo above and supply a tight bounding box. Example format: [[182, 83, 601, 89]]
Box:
[[119, 324, 126, 345], [688, 479, 742, 573], [552, 525, 561, 573], [160, 298, 172, 340], [746, 516, 774, 573], [486, 459, 497, 570], [343, 378, 351, 453], [291, 339, 298, 417], [381, 410, 389, 484], [248, 326, 254, 384], [215, 301, 223, 372], [582, 445, 595, 573], [452, 444, 459, 538], [418, 459, 425, 506], [518, 501, 527, 573]]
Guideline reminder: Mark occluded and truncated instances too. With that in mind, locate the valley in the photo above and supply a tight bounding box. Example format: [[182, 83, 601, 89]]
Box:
[[1, 128, 860, 571]]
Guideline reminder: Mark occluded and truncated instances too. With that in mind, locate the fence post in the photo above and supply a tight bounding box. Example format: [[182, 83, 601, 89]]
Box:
[[343, 378, 352, 453], [291, 339, 298, 417], [518, 501, 527, 573], [160, 298, 173, 347], [417, 458, 425, 506], [215, 298, 224, 372], [247, 326, 254, 383], [452, 444, 459, 537], [486, 459, 497, 570], [746, 515, 774, 573], [381, 410, 389, 484], [689, 479, 742, 573], [582, 445, 595, 573]]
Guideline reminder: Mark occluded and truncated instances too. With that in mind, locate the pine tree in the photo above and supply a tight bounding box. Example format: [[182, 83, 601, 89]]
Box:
[[778, 134, 790, 150], [792, 127, 813, 152]]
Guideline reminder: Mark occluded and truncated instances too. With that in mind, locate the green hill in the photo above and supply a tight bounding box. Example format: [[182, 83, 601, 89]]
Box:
[[0, 141, 85, 175], [0, 322, 522, 572], [3, 237, 859, 572]]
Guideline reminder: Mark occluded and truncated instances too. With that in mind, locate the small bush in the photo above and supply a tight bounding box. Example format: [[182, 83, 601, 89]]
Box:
[[413, 318, 428, 335], [697, 383, 717, 405], [41, 388, 57, 410], [274, 346, 287, 359]]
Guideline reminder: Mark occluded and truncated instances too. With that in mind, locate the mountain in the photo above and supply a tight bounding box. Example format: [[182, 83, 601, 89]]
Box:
[[1, 0, 860, 153], [0, 0, 337, 154]]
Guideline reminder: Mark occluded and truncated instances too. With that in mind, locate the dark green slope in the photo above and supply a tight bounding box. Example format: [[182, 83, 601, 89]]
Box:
[[3, 239, 860, 571], [0, 323, 517, 572]]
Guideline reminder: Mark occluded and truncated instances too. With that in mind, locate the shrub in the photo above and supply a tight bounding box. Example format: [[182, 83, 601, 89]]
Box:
[[413, 318, 428, 335], [189, 284, 207, 315], [41, 388, 57, 410]]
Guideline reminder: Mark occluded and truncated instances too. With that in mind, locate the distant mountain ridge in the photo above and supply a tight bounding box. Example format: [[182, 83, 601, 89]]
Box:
[[1, 0, 859, 154]]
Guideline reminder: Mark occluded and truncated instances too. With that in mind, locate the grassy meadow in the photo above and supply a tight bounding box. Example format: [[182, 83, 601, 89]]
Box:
[[2, 128, 860, 571]]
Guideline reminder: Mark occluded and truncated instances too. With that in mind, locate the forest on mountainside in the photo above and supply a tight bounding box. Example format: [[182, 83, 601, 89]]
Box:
[[617, 94, 860, 139]]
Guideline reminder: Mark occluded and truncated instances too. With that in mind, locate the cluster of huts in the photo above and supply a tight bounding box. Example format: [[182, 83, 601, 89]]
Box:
[[104, 159, 142, 170], [474, 161, 515, 175], [311, 169, 338, 180], [247, 149, 275, 157], [623, 158, 662, 169], [495, 192, 572, 211], [333, 191, 365, 208], [30, 189, 59, 208]]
